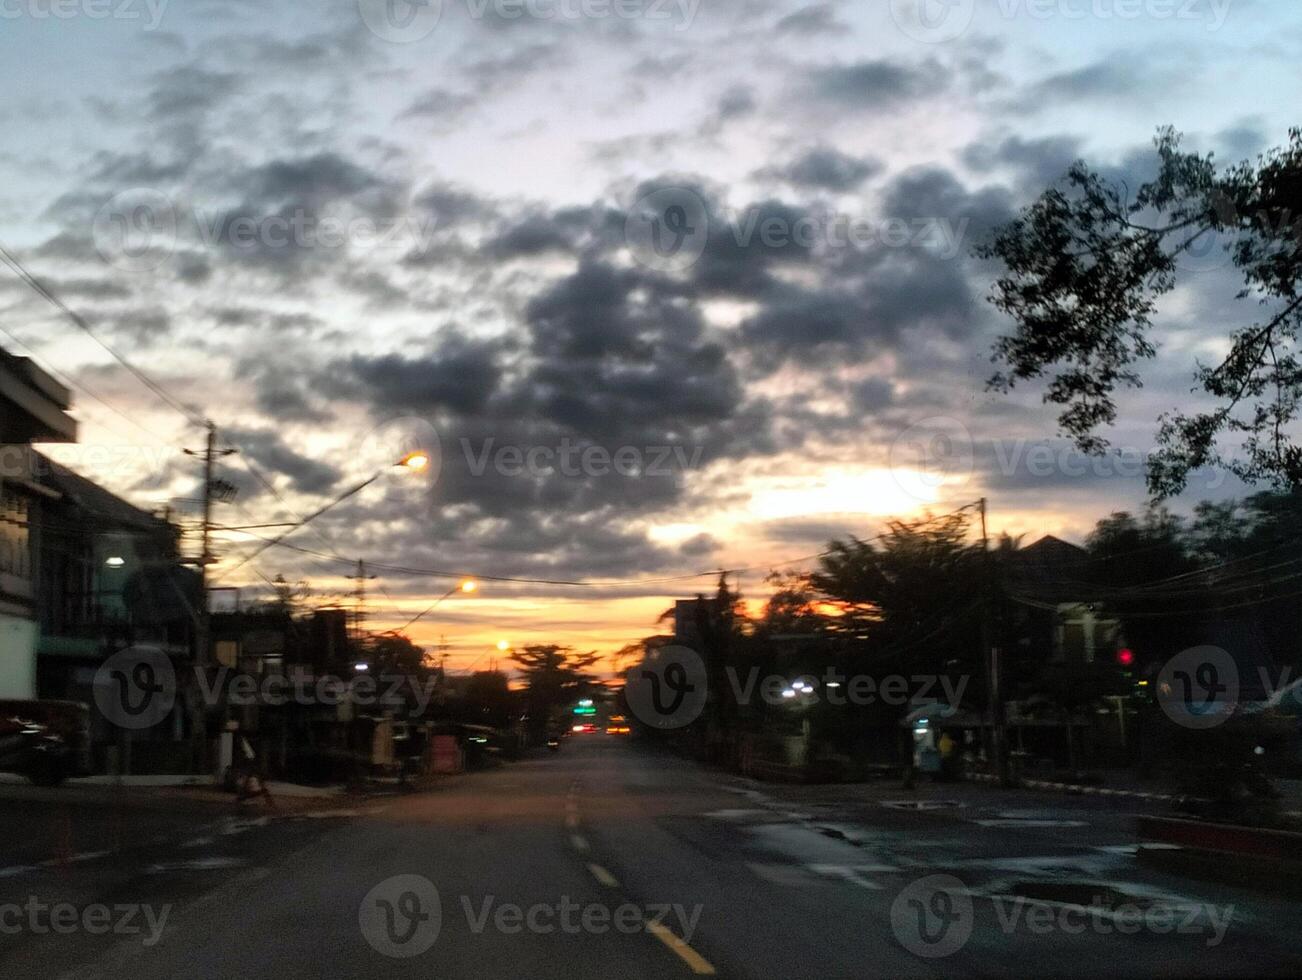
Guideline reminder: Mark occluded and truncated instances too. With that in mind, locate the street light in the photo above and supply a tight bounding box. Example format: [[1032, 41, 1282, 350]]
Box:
[[392, 579, 478, 634], [399, 450, 431, 472], [217, 449, 431, 581]]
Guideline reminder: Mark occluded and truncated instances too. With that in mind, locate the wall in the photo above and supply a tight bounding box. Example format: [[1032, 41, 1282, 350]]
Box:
[[0, 612, 37, 699]]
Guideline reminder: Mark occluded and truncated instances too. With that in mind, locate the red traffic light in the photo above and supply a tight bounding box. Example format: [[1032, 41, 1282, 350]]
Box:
[[1116, 648, 1135, 667]]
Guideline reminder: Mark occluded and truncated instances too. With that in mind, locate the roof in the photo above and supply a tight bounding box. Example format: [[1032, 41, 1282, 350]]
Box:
[[0, 344, 76, 443], [1006, 535, 1092, 602], [36, 452, 169, 532]]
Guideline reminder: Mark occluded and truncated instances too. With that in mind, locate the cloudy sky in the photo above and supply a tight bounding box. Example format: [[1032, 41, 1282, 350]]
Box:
[[0, 0, 1296, 671]]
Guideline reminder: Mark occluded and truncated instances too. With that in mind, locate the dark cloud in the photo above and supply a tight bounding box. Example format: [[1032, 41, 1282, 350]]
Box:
[[401, 89, 479, 121], [145, 66, 238, 122], [222, 426, 342, 495], [961, 133, 1083, 189], [1017, 52, 1180, 110], [880, 165, 1014, 243], [757, 145, 883, 192], [335, 333, 507, 417], [775, 2, 842, 35], [807, 58, 949, 108], [699, 85, 757, 137]]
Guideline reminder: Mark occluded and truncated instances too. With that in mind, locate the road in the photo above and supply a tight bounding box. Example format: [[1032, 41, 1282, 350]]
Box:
[[2, 737, 1301, 978]]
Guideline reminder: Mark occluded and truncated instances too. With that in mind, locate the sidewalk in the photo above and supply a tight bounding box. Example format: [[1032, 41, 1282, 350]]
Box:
[[0, 772, 347, 798], [966, 770, 1302, 812]]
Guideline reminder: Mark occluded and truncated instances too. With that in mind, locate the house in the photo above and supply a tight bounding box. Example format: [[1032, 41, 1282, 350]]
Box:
[[0, 346, 76, 699], [33, 453, 200, 766], [1005, 535, 1121, 664]]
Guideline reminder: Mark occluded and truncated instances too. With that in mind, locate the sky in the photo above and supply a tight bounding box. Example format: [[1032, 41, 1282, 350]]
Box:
[[0, 0, 1298, 674]]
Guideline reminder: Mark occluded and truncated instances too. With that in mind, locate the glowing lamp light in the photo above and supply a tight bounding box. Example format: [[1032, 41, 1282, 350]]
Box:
[[399, 451, 431, 472], [460, 580, 477, 593], [104, 556, 126, 568]]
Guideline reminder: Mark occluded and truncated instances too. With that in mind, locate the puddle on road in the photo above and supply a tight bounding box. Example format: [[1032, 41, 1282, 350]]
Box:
[[1006, 881, 1148, 910], [881, 799, 966, 811]]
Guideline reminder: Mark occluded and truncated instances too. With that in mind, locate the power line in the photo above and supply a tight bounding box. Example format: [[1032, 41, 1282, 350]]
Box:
[[0, 242, 205, 427], [0, 321, 179, 448], [212, 501, 988, 590]]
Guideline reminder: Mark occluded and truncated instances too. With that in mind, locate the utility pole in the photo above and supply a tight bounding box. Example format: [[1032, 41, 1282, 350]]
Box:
[[352, 559, 376, 648], [979, 497, 1011, 787], [184, 421, 236, 775]]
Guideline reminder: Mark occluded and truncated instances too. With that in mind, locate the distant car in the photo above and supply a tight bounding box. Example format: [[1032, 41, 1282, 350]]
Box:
[[605, 725, 630, 735], [0, 700, 91, 786]]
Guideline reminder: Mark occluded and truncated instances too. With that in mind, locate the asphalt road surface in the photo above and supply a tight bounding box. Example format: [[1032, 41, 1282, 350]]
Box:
[[3, 737, 1302, 979]]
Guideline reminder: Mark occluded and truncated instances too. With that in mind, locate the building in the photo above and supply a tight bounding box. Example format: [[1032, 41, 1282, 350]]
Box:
[[34, 453, 200, 764], [1005, 535, 1121, 664], [0, 346, 76, 699]]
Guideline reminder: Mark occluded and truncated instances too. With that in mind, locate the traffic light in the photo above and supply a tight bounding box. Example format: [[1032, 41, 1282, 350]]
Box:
[[1116, 648, 1134, 667]]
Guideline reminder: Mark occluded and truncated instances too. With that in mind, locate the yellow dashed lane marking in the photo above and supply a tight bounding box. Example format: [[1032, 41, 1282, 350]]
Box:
[[646, 921, 717, 975], [587, 863, 618, 888]]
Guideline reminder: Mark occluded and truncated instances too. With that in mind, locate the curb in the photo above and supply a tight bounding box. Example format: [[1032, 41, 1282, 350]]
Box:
[[964, 772, 1176, 803]]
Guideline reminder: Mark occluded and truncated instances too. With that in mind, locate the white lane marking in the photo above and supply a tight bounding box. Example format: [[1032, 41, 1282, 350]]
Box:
[[570, 834, 589, 852], [881, 799, 965, 811], [972, 819, 1088, 828], [587, 863, 619, 888], [807, 864, 885, 889]]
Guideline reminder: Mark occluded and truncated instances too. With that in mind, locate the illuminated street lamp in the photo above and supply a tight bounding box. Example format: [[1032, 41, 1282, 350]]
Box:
[[392, 579, 478, 634], [399, 450, 431, 472], [218, 448, 432, 581]]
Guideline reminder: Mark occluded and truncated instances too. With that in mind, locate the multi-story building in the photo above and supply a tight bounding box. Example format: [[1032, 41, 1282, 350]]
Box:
[[0, 346, 76, 698]]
